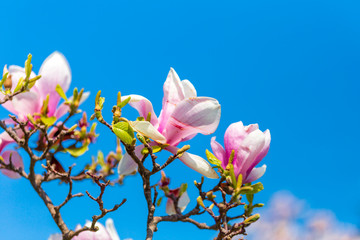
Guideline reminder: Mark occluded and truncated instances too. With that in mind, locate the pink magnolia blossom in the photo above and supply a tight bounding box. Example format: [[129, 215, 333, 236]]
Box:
[[0, 131, 23, 179], [211, 121, 270, 183], [118, 68, 221, 178], [48, 219, 124, 240], [0, 52, 89, 174]]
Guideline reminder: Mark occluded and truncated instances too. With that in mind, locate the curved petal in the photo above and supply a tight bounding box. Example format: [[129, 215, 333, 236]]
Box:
[[105, 219, 120, 240], [117, 145, 143, 176], [245, 164, 267, 183], [158, 68, 185, 132], [166, 191, 190, 215], [122, 94, 158, 126], [0, 150, 23, 179], [38, 52, 71, 116], [130, 121, 167, 144], [235, 129, 266, 177], [210, 137, 226, 164], [163, 97, 221, 146], [181, 80, 197, 98], [246, 129, 271, 176], [166, 146, 219, 179], [12, 91, 41, 119]]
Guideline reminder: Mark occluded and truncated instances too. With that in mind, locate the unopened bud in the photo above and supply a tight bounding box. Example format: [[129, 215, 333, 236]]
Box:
[[244, 214, 260, 224], [197, 196, 205, 208], [3, 73, 12, 91]]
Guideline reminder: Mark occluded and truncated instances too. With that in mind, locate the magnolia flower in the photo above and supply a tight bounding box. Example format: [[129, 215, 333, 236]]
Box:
[[48, 219, 125, 240], [1, 52, 86, 120], [118, 68, 221, 178], [0, 131, 23, 178], [211, 121, 270, 183], [165, 189, 190, 215], [0, 52, 89, 174]]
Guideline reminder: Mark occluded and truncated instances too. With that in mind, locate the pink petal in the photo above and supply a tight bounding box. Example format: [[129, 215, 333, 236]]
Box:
[[246, 129, 271, 177], [166, 191, 190, 215], [223, 122, 259, 166], [166, 146, 219, 179], [122, 95, 158, 127], [117, 145, 142, 176], [38, 52, 71, 116], [163, 97, 221, 146], [0, 150, 23, 179], [12, 92, 41, 119], [235, 129, 266, 177], [210, 137, 225, 164], [245, 164, 267, 183], [158, 68, 185, 133]]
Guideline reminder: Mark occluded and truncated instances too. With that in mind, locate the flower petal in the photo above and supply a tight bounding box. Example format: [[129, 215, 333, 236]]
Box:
[[246, 129, 271, 176], [158, 68, 185, 132], [166, 146, 219, 179], [117, 145, 142, 176], [245, 164, 267, 183], [12, 91, 41, 119], [0, 150, 23, 179], [129, 121, 167, 144], [235, 129, 266, 177], [163, 97, 221, 146], [166, 191, 190, 215], [38, 52, 71, 116], [210, 137, 225, 164], [181, 80, 197, 98], [105, 219, 120, 240], [122, 94, 158, 126]]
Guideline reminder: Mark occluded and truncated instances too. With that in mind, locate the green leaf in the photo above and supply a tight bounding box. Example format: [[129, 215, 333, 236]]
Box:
[[229, 163, 237, 189], [240, 182, 264, 195], [246, 194, 254, 204], [65, 143, 89, 157], [0, 72, 8, 88], [112, 121, 134, 144], [97, 151, 105, 166], [253, 203, 264, 208], [156, 197, 163, 207], [141, 145, 162, 155], [56, 84, 68, 100], [205, 149, 222, 166], [179, 183, 188, 195], [244, 214, 260, 224], [119, 96, 131, 108], [41, 116, 57, 126], [13, 77, 24, 93]]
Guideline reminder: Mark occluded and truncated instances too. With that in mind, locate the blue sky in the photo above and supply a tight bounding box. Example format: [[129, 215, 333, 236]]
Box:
[[0, 0, 359, 239]]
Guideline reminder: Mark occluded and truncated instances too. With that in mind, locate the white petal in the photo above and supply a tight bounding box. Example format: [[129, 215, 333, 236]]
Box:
[[181, 79, 197, 98], [106, 219, 120, 240], [166, 191, 190, 215], [245, 164, 267, 183], [129, 121, 167, 144], [117, 145, 142, 176], [166, 146, 219, 179]]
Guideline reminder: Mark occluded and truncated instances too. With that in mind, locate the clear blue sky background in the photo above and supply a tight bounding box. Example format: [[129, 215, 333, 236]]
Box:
[[0, 0, 359, 239]]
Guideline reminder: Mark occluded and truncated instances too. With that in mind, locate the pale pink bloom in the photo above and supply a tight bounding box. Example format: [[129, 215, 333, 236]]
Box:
[[1, 51, 89, 121], [0, 131, 23, 179], [48, 219, 123, 240], [118, 68, 221, 178], [211, 121, 270, 183], [0, 52, 89, 170], [166, 190, 190, 215]]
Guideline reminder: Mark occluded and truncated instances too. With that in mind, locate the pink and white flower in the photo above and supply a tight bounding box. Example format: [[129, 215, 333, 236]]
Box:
[[211, 121, 271, 183], [118, 68, 221, 178], [48, 219, 126, 240]]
